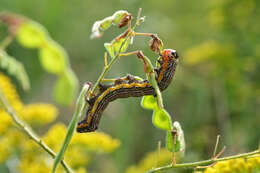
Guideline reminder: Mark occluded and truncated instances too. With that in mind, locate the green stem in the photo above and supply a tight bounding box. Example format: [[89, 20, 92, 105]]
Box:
[[52, 84, 91, 173], [145, 149, 260, 173], [150, 73, 164, 109], [0, 87, 73, 173], [0, 35, 14, 50], [141, 54, 164, 109]]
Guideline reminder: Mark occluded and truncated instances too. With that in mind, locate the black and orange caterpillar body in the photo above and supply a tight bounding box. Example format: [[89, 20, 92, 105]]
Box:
[[77, 49, 179, 133]]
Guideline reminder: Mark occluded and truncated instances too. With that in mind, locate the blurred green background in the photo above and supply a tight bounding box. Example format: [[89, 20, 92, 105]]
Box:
[[1, 0, 260, 172]]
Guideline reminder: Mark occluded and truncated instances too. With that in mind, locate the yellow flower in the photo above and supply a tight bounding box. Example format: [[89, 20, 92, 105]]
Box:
[[125, 148, 172, 173], [21, 103, 58, 126], [75, 167, 88, 173], [65, 146, 90, 168], [18, 155, 52, 173], [183, 41, 220, 65], [0, 72, 23, 112], [0, 110, 13, 134], [202, 156, 260, 173], [0, 129, 23, 163], [43, 123, 67, 152], [72, 132, 120, 153], [0, 137, 11, 163]]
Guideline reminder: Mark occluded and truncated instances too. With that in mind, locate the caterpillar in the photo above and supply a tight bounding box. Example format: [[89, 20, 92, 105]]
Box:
[[77, 49, 179, 133]]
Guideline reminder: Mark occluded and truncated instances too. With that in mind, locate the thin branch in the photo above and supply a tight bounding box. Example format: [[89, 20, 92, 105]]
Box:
[[135, 8, 142, 27], [0, 87, 73, 173], [0, 35, 14, 50], [213, 135, 221, 157], [145, 149, 260, 173]]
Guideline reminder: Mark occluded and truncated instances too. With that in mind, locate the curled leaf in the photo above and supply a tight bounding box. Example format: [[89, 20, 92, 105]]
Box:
[[166, 121, 185, 160], [152, 108, 172, 130], [100, 16, 113, 31], [39, 40, 68, 74], [173, 121, 185, 154]]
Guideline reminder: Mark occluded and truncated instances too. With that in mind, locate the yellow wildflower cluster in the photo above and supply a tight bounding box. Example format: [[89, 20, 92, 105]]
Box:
[[72, 131, 121, 153], [183, 41, 234, 66], [0, 72, 23, 112], [0, 73, 121, 172], [43, 123, 120, 168], [0, 72, 58, 129], [125, 148, 172, 173], [197, 156, 260, 173], [21, 103, 58, 126], [0, 72, 58, 165]]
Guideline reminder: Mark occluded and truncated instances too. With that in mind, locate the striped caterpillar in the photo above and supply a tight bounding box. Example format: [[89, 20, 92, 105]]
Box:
[[77, 49, 179, 133]]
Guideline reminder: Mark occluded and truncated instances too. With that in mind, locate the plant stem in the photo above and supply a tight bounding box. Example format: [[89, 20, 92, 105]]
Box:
[[0, 87, 73, 173], [213, 135, 221, 157], [52, 84, 91, 173], [145, 149, 260, 173], [0, 35, 14, 50]]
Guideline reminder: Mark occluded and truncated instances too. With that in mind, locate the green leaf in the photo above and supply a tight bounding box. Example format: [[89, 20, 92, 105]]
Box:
[[152, 108, 172, 130], [0, 50, 30, 91], [111, 37, 130, 55], [53, 69, 78, 105], [112, 10, 129, 24], [39, 40, 68, 74], [17, 21, 48, 48], [104, 43, 115, 58], [166, 131, 173, 151], [141, 95, 158, 110]]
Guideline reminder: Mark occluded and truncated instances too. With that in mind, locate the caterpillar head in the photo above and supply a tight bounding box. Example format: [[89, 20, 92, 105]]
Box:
[[162, 49, 179, 61]]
